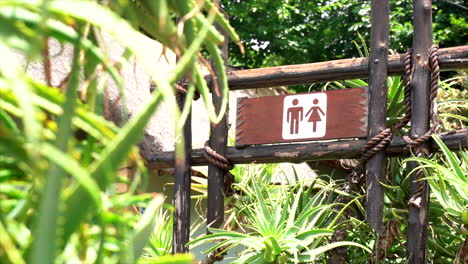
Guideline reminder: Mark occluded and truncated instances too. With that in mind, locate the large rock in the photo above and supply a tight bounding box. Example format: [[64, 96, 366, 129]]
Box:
[[13, 32, 319, 182]]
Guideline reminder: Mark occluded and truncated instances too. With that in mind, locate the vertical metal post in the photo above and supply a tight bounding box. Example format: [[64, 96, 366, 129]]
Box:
[[407, 0, 433, 262], [366, 0, 390, 235], [207, 14, 229, 229]]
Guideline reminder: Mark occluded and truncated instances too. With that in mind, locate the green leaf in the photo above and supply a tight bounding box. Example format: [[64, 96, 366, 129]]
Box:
[[432, 135, 465, 185], [0, 109, 20, 135], [295, 229, 334, 241], [29, 26, 82, 264], [138, 253, 193, 264], [125, 195, 165, 263], [62, 89, 163, 245], [0, 220, 26, 264], [265, 236, 282, 257], [39, 143, 102, 207], [299, 241, 371, 261]]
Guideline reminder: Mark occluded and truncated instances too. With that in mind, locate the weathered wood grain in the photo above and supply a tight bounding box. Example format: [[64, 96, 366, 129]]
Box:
[[366, 0, 390, 235], [173, 90, 192, 253], [207, 17, 230, 229], [235, 88, 368, 146], [205, 46, 468, 90], [407, 0, 433, 262], [147, 130, 467, 168], [173, 22, 192, 254]]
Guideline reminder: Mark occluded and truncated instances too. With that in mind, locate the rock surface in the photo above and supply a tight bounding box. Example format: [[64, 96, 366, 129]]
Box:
[[13, 32, 318, 182]]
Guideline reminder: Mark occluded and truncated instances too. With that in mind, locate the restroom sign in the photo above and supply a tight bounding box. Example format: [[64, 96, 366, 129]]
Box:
[[283, 93, 327, 140], [236, 87, 368, 146]]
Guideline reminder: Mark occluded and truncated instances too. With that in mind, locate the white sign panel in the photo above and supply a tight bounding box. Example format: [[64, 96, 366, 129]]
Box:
[[282, 93, 327, 140]]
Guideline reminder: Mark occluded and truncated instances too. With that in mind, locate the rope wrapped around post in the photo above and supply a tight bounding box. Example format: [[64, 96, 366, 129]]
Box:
[[349, 45, 440, 207], [201, 141, 236, 263], [407, 45, 441, 207], [204, 141, 236, 197], [395, 49, 413, 131], [349, 128, 393, 184], [348, 49, 414, 185], [173, 83, 236, 196], [203, 141, 234, 170]]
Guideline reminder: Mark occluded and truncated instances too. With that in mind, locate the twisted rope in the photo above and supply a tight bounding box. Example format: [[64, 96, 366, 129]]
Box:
[[395, 49, 413, 131], [203, 141, 234, 170], [349, 49, 415, 185], [204, 140, 236, 197], [349, 128, 393, 184], [361, 128, 393, 161], [408, 45, 440, 208], [429, 45, 441, 133]]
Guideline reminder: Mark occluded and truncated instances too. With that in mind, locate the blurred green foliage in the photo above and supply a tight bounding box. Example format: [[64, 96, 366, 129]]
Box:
[[0, 0, 236, 263]]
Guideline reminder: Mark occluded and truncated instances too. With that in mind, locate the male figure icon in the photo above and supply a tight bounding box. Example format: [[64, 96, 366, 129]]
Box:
[[286, 99, 303, 134]]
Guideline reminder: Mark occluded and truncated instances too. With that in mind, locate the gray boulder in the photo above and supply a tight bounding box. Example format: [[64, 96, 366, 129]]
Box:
[[13, 32, 319, 182]]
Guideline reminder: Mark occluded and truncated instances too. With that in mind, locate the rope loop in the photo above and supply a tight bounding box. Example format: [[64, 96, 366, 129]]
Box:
[[394, 49, 413, 131], [348, 128, 393, 185], [203, 141, 234, 171], [408, 44, 441, 207], [348, 45, 440, 200]]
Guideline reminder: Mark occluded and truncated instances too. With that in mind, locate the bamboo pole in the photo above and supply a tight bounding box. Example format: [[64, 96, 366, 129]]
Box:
[[366, 0, 390, 234], [205, 46, 468, 90], [407, 0, 433, 262], [148, 130, 467, 168]]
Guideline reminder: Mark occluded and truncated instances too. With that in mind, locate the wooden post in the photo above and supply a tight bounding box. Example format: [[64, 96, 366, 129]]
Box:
[[366, 0, 390, 234], [207, 15, 229, 229], [173, 89, 192, 253], [407, 0, 433, 262], [172, 12, 195, 253]]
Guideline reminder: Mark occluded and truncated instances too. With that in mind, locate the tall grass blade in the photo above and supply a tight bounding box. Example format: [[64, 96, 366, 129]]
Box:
[[30, 29, 82, 264], [62, 90, 163, 243]]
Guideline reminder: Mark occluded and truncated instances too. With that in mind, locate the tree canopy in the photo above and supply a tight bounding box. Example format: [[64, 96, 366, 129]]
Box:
[[222, 0, 468, 69]]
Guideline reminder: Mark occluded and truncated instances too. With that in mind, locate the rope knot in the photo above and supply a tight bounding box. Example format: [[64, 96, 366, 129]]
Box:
[[203, 141, 234, 170], [203, 141, 236, 197]]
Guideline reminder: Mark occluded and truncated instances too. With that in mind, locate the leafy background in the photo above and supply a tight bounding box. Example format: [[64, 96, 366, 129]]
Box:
[[222, 0, 467, 69]]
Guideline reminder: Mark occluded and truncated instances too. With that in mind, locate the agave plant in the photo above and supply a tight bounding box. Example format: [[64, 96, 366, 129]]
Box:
[[398, 135, 467, 262], [311, 41, 468, 262], [404, 135, 467, 234], [437, 74, 468, 130], [189, 175, 370, 263]]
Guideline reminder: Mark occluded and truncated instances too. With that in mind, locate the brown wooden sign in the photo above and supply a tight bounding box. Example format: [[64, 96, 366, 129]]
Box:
[[235, 87, 368, 146]]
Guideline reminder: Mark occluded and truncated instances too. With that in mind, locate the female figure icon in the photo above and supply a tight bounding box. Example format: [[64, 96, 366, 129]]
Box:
[[306, 99, 325, 132]]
